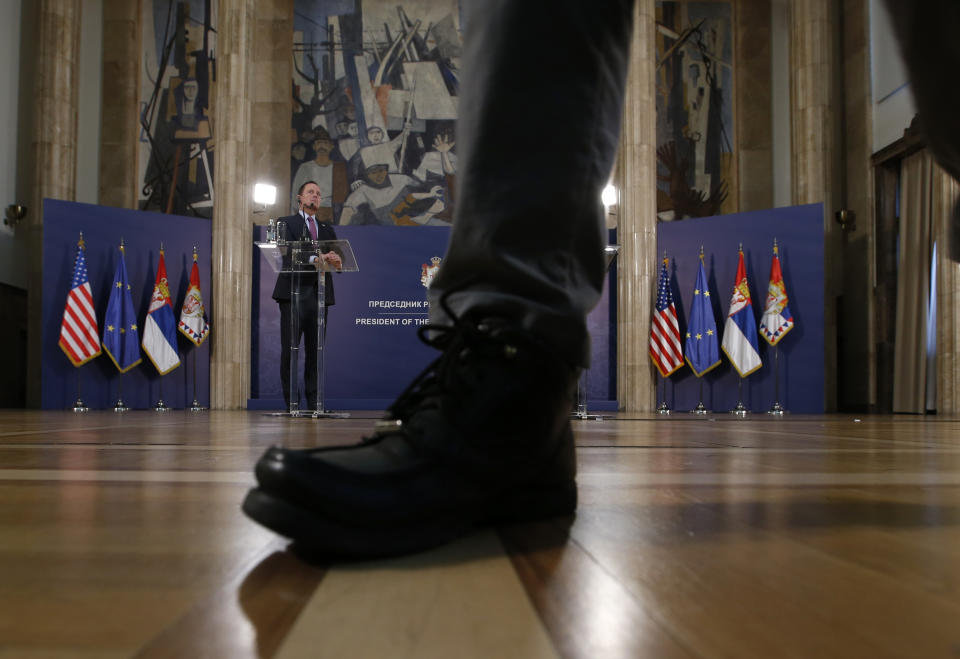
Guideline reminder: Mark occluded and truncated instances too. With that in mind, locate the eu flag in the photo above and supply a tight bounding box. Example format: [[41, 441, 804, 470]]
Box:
[[684, 255, 721, 377], [102, 244, 142, 372]]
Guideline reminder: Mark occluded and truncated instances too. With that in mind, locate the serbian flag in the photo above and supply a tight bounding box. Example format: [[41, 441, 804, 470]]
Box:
[[649, 255, 683, 376], [684, 254, 721, 376], [178, 250, 210, 346], [58, 235, 101, 366], [102, 243, 142, 372], [721, 247, 762, 377], [759, 241, 795, 345], [142, 248, 181, 374]]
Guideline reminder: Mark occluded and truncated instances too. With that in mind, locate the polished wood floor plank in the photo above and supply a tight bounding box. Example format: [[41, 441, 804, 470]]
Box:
[[0, 411, 959, 657], [133, 541, 326, 659], [274, 531, 558, 659]]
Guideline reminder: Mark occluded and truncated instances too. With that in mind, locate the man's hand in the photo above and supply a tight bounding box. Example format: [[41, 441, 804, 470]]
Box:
[[322, 251, 343, 271]]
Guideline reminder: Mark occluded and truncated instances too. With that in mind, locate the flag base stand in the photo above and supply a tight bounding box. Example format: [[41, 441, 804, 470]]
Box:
[[730, 401, 749, 418], [691, 402, 710, 415], [71, 398, 89, 413], [656, 401, 672, 415], [189, 399, 207, 413], [309, 410, 350, 419], [153, 399, 171, 412], [767, 401, 786, 416], [113, 399, 129, 413]]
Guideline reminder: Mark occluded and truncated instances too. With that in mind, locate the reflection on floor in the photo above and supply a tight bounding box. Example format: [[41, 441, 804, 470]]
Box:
[[1, 410, 959, 658]]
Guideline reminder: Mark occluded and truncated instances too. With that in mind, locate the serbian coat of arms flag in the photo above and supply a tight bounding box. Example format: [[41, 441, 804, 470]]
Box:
[[142, 248, 181, 374], [178, 249, 210, 346], [759, 241, 795, 346]]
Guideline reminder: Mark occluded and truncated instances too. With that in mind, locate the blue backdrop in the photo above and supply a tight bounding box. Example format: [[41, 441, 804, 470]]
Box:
[[250, 226, 617, 410], [42, 200, 211, 410], [656, 204, 825, 413]]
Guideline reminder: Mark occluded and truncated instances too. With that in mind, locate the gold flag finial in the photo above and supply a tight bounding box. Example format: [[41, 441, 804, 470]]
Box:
[[663, 250, 668, 266], [738, 242, 743, 253], [699, 245, 704, 260], [119, 237, 125, 254], [193, 245, 198, 260], [78, 232, 85, 250], [773, 237, 779, 255]]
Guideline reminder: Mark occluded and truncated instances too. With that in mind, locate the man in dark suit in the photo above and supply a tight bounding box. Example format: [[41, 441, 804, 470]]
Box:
[[273, 180, 342, 410]]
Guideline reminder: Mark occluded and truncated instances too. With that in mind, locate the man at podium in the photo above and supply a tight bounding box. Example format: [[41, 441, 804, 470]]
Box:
[[272, 180, 342, 409]]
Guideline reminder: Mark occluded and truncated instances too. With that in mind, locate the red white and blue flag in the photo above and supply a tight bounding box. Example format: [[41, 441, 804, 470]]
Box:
[[178, 250, 210, 346], [721, 247, 763, 377], [759, 241, 794, 345], [58, 236, 101, 366], [142, 248, 181, 374], [650, 256, 683, 376]]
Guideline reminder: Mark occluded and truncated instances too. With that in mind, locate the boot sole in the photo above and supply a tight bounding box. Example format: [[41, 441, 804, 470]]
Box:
[[242, 480, 577, 560]]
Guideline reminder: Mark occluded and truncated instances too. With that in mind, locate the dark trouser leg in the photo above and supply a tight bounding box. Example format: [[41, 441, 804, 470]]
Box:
[[428, 0, 636, 368], [301, 293, 320, 408], [278, 301, 294, 406]]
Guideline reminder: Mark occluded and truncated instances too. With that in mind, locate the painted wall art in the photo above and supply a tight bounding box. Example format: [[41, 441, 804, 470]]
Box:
[[138, 0, 217, 218], [291, 0, 461, 226], [656, 1, 735, 221]]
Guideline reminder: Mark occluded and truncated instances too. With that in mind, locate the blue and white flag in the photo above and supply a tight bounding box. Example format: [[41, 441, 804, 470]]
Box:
[[684, 255, 721, 377], [142, 248, 181, 374], [722, 248, 762, 377], [102, 243, 142, 372]]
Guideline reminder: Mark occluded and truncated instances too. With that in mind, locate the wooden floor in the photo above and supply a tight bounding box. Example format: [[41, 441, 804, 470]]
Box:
[[1, 410, 959, 658]]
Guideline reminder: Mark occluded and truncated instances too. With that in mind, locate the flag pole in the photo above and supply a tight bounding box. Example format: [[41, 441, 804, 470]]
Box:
[[730, 376, 749, 417], [190, 349, 206, 412], [154, 376, 169, 412], [657, 372, 671, 415], [113, 372, 128, 412], [152, 241, 171, 412], [70, 232, 90, 413], [72, 367, 88, 413], [692, 377, 709, 415], [767, 345, 786, 415]]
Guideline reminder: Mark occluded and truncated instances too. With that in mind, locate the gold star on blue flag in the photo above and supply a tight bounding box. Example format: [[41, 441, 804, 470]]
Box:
[[102, 243, 142, 372], [685, 253, 721, 377]]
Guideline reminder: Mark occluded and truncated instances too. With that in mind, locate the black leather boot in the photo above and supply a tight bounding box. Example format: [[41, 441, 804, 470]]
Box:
[[242, 302, 580, 559]]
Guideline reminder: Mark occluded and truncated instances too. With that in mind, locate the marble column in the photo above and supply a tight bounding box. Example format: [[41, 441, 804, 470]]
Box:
[[99, 0, 140, 209], [617, 0, 658, 413], [935, 169, 960, 414], [736, 0, 773, 212], [790, 0, 840, 411], [250, 0, 294, 209], [211, 0, 256, 409], [26, 0, 82, 406]]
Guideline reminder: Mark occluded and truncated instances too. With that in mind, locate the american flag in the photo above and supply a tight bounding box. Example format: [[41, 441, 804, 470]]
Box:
[[58, 236, 102, 366], [649, 256, 683, 376]]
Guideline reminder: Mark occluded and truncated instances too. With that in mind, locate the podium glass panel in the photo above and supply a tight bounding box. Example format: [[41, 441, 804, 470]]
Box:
[[256, 239, 358, 417]]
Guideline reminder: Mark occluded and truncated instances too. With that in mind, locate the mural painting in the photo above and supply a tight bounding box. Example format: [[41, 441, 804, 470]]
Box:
[[291, 0, 461, 226], [655, 1, 735, 220], [138, 0, 217, 218]]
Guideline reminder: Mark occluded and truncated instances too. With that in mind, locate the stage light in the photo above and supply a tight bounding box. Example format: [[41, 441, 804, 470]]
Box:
[[601, 184, 618, 207], [253, 183, 277, 207]]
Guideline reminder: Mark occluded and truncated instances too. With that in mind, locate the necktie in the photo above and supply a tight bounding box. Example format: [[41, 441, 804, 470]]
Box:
[[307, 216, 318, 241]]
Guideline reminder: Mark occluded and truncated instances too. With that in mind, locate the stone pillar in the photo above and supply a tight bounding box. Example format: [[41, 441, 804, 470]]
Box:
[[935, 169, 960, 414], [790, 0, 840, 411], [210, 0, 256, 409], [250, 0, 294, 210], [617, 0, 658, 413], [99, 0, 140, 209], [736, 0, 773, 211], [26, 0, 82, 406]]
